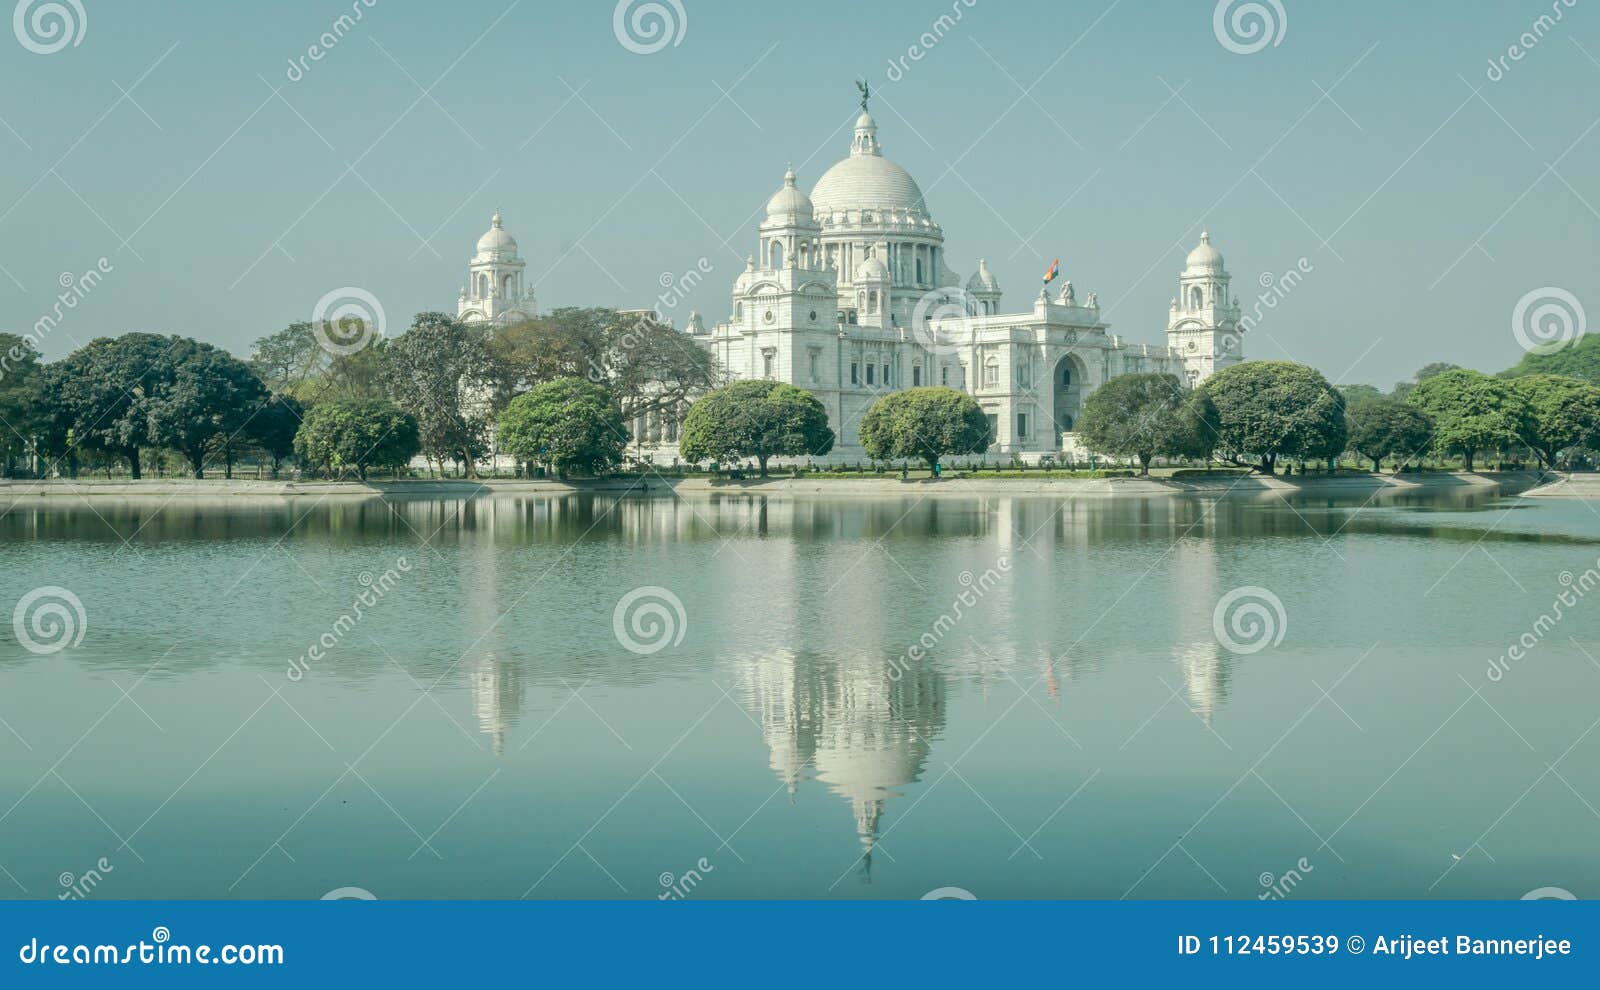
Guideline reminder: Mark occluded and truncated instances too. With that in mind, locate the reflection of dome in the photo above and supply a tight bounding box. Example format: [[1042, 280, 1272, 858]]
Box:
[[966, 258, 1000, 293], [737, 651, 946, 872], [476, 213, 518, 260], [1185, 230, 1223, 271], [810, 112, 929, 217], [765, 167, 814, 222]]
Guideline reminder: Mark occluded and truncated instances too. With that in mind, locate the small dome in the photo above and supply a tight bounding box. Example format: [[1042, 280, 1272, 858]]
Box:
[[1185, 230, 1223, 271], [966, 258, 1000, 294], [765, 167, 814, 221], [476, 213, 518, 259], [854, 255, 889, 282]]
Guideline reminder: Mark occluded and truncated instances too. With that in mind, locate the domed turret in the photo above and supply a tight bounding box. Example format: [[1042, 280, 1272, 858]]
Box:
[[854, 255, 890, 282], [765, 167, 814, 222], [475, 212, 518, 261], [1185, 230, 1223, 272]]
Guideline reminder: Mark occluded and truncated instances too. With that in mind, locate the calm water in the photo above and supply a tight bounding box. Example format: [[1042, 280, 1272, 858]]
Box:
[[1, 486, 1597, 900]]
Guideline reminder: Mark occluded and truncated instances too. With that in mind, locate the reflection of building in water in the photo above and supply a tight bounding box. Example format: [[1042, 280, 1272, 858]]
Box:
[[1169, 535, 1228, 722], [459, 499, 526, 754], [738, 651, 947, 872]]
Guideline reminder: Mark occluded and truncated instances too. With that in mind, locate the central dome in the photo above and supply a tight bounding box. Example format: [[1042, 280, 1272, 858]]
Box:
[[809, 111, 928, 218]]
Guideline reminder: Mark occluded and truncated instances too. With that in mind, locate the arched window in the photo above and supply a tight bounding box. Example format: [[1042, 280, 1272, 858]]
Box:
[[771, 241, 784, 268], [477, 274, 488, 298], [916, 257, 925, 283], [735, 302, 743, 320], [1061, 365, 1072, 388], [502, 274, 513, 297], [1190, 286, 1203, 309]]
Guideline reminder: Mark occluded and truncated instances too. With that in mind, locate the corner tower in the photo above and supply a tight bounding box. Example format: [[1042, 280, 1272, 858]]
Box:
[[1166, 231, 1243, 384]]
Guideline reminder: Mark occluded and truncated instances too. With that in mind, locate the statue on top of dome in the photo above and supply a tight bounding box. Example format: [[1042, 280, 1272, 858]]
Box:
[[856, 78, 870, 112]]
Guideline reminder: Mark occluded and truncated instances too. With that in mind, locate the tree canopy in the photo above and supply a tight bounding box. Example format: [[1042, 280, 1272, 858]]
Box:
[[1199, 361, 1347, 473], [1501, 333, 1600, 385], [859, 386, 990, 470], [497, 377, 628, 477], [1076, 372, 1215, 474], [383, 312, 493, 477], [678, 380, 834, 475], [1345, 396, 1434, 471], [293, 397, 419, 481], [146, 338, 268, 478], [1407, 368, 1533, 471], [1508, 374, 1600, 468]]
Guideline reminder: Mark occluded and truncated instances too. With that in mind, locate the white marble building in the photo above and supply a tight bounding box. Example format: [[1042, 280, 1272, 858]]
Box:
[[685, 102, 1243, 460], [454, 99, 1245, 464], [457, 212, 539, 325]]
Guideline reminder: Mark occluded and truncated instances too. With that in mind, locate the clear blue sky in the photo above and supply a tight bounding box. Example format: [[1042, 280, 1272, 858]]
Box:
[[1, 0, 1596, 387]]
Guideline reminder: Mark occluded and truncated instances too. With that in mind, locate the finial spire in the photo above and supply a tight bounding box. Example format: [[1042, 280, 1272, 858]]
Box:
[[856, 78, 870, 112]]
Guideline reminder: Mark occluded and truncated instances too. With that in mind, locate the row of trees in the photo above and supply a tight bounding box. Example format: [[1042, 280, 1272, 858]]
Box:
[[0, 307, 719, 481]]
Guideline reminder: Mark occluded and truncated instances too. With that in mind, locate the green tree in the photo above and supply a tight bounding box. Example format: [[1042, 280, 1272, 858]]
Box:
[[1346, 396, 1434, 472], [48, 333, 181, 479], [249, 393, 304, 478], [0, 333, 47, 476], [497, 377, 628, 477], [487, 308, 720, 422], [1407, 369, 1533, 472], [1508, 374, 1600, 469], [1501, 333, 1600, 385], [249, 322, 324, 397], [1199, 361, 1347, 473], [293, 397, 419, 481], [678, 381, 834, 476], [147, 339, 268, 478], [1076, 372, 1207, 474], [858, 386, 990, 471], [1338, 384, 1384, 405], [384, 312, 493, 477]]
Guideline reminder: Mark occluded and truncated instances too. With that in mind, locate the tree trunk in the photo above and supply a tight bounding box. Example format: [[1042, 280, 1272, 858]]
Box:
[[128, 448, 142, 480], [758, 454, 769, 478], [1139, 453, 1152, 476], [358, 464, 368, 482], [1463, 450, 1475, 472]]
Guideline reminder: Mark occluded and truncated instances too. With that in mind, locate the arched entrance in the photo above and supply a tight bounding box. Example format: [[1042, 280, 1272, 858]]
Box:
[[1052, 354, 1087, 439]]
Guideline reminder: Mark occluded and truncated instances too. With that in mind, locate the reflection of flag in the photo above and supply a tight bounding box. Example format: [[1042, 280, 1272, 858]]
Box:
[[1042, 259, 1060, 284]]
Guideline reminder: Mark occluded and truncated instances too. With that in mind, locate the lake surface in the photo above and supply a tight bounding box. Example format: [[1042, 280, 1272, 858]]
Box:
[[1, 486, 1597, 900]]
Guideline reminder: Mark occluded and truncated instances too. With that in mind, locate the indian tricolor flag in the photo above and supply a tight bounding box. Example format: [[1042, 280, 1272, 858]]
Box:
[[1042, 259, 1060, 284]]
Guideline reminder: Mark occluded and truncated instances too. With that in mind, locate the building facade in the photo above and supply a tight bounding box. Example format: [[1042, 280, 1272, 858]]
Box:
[[682, 103, 1244, 460], [455, 99, 1245, 463]]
